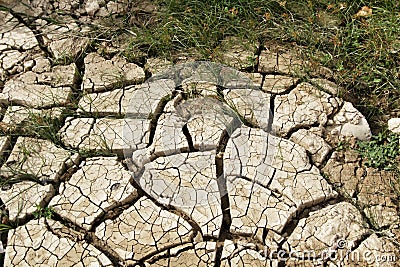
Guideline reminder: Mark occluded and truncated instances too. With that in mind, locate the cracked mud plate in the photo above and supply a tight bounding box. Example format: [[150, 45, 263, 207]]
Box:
[[1, 11, 398, 264]]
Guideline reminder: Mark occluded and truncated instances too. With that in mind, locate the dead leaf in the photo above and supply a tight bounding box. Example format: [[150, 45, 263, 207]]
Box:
[[278, 1, 286, 7], [327, 4, 335, 10], [339, 3, 347, 10], [263, 12, 271, 21], [228, 7, 238, 16], [355, 6, 372, 18]]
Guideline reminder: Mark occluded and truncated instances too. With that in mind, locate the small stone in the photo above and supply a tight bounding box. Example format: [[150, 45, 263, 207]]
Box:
[[53, 0, 80, 11], [106, 1, 126, 14], [388, 118, 400, 133], [327, 101, 372, 141], [355, 6, 373, 18], [95, 6, 109, 17], [23, 59, 35, 70]]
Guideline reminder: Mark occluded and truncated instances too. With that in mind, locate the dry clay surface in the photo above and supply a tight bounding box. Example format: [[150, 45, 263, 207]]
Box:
[[0, 1, 399, 267]]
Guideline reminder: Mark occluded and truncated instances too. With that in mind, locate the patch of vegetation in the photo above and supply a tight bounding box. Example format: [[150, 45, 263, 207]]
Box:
[[357, 132, 400, 170], [98, 0, 400, 132], [33, 205, 55, 220], [121, 0, 274, 59], [25, 114, 64, 145], [0, 223, 13, 233]]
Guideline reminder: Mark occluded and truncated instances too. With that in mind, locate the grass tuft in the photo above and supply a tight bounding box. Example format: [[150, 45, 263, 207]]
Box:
[[94, 0, 400, 132], [357, 131, 400, 170]]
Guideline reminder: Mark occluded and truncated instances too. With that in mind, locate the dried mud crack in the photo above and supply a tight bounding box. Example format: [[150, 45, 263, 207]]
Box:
[[0, 2, 399, 267]]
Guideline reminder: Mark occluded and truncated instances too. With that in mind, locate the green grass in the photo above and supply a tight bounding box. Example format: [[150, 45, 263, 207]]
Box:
[[120, 0, 271, 59], [357, 131, 400, 170], [96, 0, 400, 132], [33, 205, 55, 220]]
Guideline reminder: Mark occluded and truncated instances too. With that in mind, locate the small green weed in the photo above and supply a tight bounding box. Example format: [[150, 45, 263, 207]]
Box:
[[357, 132, 400, 170], [119, 0, 282, 59], [0, 223, 13, 233], [33, 205, 55, 220], [25, 114, 63, 145], [334, 140, 350, 152]]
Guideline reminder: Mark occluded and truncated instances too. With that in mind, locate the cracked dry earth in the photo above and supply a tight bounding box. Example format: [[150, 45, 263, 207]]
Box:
[[0, 2, 400, 267]]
